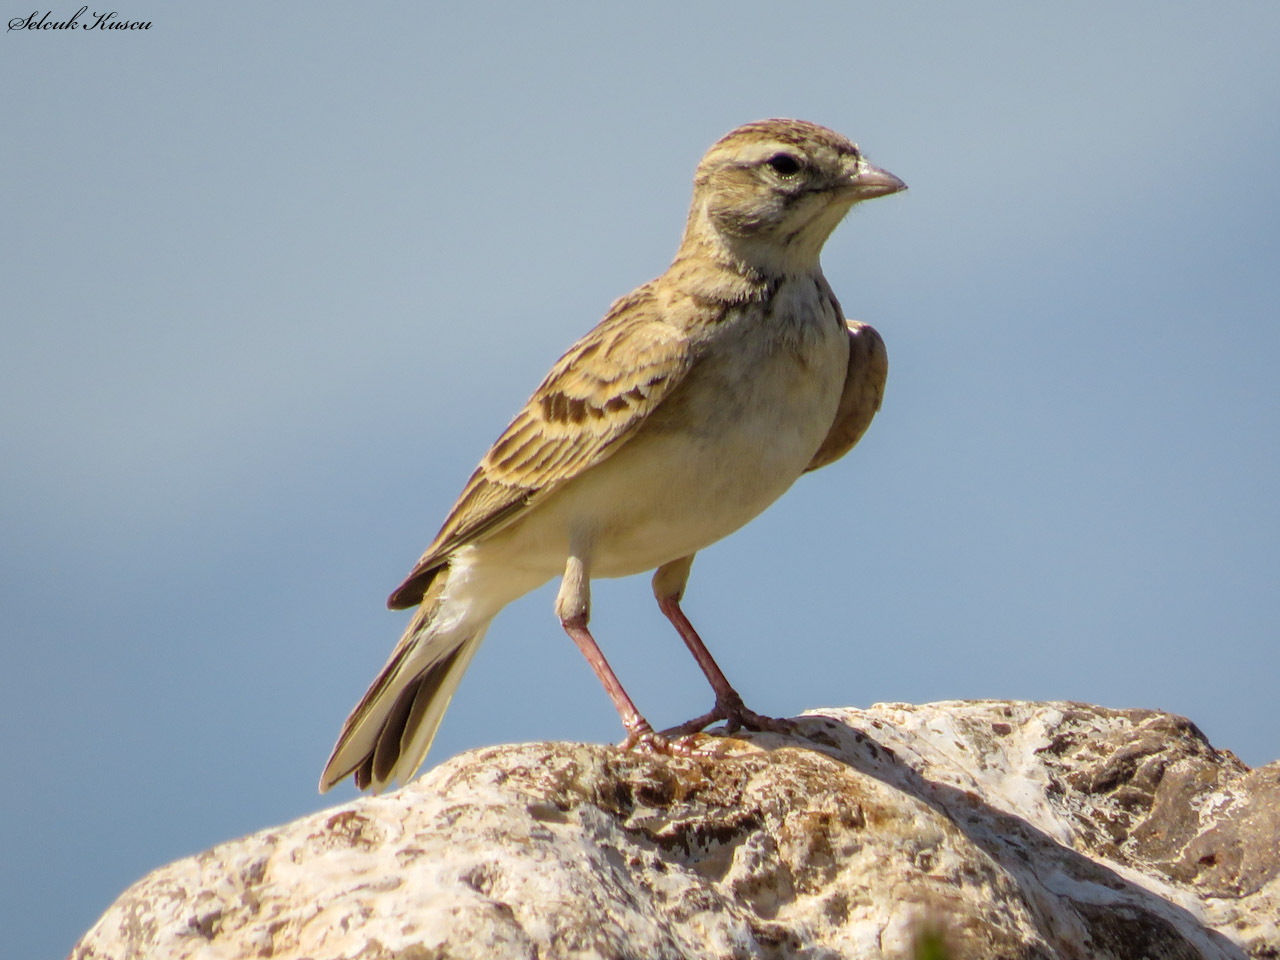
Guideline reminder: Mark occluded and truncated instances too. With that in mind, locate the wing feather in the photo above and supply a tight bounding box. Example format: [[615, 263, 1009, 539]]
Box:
[[388, 283, 698, 609], [804, 320, 888, 473]]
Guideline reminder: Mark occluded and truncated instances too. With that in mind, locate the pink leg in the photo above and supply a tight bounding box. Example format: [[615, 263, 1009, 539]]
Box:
[[657, 595, 793, 738], [561, 614, 666, 750]]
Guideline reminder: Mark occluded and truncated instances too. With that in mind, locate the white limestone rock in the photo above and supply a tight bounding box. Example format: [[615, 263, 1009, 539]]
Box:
[[72, 701, 1279, 959]]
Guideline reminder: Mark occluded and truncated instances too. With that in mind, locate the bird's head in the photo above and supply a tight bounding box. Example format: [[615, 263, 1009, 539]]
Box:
[[684, 118, 905, 275]]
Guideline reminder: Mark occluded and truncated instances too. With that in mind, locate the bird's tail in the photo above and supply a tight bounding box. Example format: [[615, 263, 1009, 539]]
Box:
[[319, 571, 489, 793]]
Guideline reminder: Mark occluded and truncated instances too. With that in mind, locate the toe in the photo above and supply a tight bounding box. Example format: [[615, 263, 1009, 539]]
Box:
[[621, 729, 672, 754]]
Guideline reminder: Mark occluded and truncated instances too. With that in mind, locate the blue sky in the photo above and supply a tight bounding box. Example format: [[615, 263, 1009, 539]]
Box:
[[4, 3, 1278, 956]]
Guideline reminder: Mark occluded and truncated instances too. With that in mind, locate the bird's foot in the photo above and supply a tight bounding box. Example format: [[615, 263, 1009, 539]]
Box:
[[619, 719, 673, 755], [660, 692, 795, 740], [619, 722, 707, 758]]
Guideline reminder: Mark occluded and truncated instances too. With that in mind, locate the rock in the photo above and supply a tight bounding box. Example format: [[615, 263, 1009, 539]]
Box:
[[72, 701, 1279, 959]]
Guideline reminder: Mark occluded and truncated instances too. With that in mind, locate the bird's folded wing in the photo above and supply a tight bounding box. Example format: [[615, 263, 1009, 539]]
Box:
[[388, 284, 698, 609], [804, 320, 888, 473]]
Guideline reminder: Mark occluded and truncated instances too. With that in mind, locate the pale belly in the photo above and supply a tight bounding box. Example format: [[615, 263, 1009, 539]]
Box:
[[557, 412, 826, 576], [476, 306, 850, 580]]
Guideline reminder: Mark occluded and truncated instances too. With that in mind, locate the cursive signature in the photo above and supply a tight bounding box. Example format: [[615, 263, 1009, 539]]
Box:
[[8, 6, 152, 31]]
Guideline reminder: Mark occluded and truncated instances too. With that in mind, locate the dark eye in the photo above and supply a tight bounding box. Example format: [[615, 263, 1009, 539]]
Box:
[[765, 153, 802, 176]]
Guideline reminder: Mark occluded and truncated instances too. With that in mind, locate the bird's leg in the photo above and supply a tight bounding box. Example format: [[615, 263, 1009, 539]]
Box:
[[653, 556, 793, 738], [557, 553, 664, 751]]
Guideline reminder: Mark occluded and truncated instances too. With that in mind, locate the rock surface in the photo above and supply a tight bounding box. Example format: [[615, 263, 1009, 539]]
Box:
[[73, 701, 1279, 959]]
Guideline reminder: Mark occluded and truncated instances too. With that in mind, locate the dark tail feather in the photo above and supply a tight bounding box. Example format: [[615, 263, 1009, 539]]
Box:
[[355, 641, 468, 790], [320, 571, 489, 793]]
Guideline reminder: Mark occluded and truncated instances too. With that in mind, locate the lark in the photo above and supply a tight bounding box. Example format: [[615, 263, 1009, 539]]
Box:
[[321, 118, 905, 793]]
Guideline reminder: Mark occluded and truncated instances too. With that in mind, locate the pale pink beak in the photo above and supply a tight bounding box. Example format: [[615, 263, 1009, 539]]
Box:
[[848, 162, 907, 201]]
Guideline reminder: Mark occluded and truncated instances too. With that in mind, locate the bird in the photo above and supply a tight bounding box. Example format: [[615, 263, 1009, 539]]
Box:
[[320, 118, 904, 793]]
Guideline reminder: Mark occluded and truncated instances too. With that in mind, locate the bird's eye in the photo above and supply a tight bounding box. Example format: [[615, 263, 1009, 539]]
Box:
[[765, 153, 802, 176]]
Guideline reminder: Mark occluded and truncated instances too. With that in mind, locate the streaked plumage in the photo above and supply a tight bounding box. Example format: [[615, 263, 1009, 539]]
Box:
[[321, 118, 904, 793]]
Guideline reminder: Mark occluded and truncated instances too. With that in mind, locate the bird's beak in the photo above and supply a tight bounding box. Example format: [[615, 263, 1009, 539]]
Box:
[[845, 161, 907, 201]]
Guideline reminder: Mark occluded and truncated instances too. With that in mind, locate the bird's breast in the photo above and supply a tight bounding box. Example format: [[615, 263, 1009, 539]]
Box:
[[540, 280, 849, 576]]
